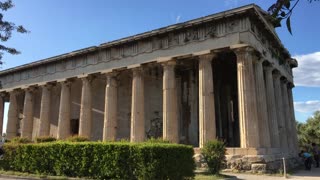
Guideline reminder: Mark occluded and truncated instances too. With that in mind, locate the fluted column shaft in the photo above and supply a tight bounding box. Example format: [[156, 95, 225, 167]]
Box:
[[163, 61, 179, 143], [199, 54, 216, 148], [253, 59, 271, 148], [273, 73, 288, 152], [0, 95, 4, 136], [281, 80, 294, 152], [38, 85, 51, 136], [103, 73, 118, 141], [57, 81, 71, 139], [7, 91, 18, 139], [234, 47, 260, 148], [21, 89, 34, 139], [287, 85, 299, 152], [130, 67, 145, 142], [264, 66, 280, 148], [79, 77, 93, 138]]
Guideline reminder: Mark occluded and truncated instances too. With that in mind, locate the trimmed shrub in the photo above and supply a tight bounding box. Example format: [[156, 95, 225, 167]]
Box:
[[145, 137, 170, 144], [0, 142, 195, 179], [65, 136, 89, 142], [35, 136, 56, 143], [10, 137, 31, 144], [202, 140, 226, 175]]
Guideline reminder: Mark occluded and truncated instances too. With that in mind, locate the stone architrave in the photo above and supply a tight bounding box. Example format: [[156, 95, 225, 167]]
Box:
[[38, 85, 52, 136], [264, 66, 280, 148], [281, 79, 294, 152], [273, 72, 289, 152], [287, 84, 299, 152], [199, 54, 216, 148], [162, 60, 179, 143], [57, 81, 71, 139], [7, 91, 19, 139], [234, 47, 260, 148], [21, 88, 34, 139], [130, 67, 145, 142], [0, 95, 4, 136], [79, 77, 93, 139], [253, 59, 271, 148], [103, 73, 118, 141]]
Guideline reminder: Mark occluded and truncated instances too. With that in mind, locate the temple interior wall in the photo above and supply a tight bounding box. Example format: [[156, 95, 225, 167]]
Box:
[[91, 77, 106, 140], [49, 85, 61, 136]]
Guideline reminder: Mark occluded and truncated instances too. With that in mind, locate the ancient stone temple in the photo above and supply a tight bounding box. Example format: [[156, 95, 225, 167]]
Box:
[[0, 4, 299, 171]]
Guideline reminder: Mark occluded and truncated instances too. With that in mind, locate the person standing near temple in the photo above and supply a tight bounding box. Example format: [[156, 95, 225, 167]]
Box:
[[312, 143, 319, 168]]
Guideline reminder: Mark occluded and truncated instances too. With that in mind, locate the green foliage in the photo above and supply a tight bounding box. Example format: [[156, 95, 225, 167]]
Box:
[[35, 136, 56, 143], [0, 142, 195, 180], [267, 0, 319, 34], [0, 0, 28, 62], [297, 111, 320, 150], [202, 140, 226, 175], [10, 137, 31, 144], [145, 137, 170, 144], [65, 136, 89, 142]]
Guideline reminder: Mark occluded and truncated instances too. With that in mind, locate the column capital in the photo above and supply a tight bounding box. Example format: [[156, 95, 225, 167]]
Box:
[[272, 70, 282, 79], [132, 67, 143, 76], [60, 80, 72, 87], [232, 46, 256, 55], [80, 75, 94, 84], [198, 53, 217, 62], [264, 64, 275, 73], [162, 60, 176, 67]]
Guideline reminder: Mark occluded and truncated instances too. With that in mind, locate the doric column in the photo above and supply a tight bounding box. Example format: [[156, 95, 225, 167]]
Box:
[[281, 79, 294, 152], [103, 73, 118, 141], [234, 47, 260, 148], [287, 83, 299, 152], [57, 81, 71, 139], [79, 77, 93, 139], [38, 85, 52, 136], [21, 88, 34, 139], [264, 66, 280, 148], [130, 67, 145, 142], [0, 94, 4, 136], [253, 59, 271, 148], [162, 61, 179, 143], [198, 54, 216, 148], [7, 91, 19, 139], [273, 72, 288, 152]]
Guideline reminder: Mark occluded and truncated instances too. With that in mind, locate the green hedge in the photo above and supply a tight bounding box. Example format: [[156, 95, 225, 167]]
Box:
[[0, 142, 195, 180]]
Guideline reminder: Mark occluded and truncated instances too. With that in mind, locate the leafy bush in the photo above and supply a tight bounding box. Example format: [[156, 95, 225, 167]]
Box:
[[146, 137, 170, 144], [0, 142, 195, 179], [202, 140, 226, 175], [10, 137, 31, 144], [65, 136, 89, 142], [35, 136, 56, 143]]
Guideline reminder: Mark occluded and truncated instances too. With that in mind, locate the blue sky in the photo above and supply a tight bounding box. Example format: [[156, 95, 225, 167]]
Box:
[[1, 0, 320, 132]]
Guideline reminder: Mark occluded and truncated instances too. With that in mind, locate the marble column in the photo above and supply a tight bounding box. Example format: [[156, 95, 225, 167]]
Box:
[[273, 72, 288, 152], [130, 67, 145, 142], [287, 84, 299, 152], [38, 85, 51, 136], [253, 59, 271, 148], [21, 88, 34, 139], [7, 91, 19, 139], [0, 95, 4, 136], [264, 66, 280, 148], [234, 47, 260, 148], [198, 54, 216, 148], [162, 61, 179, 143], [103, 73, 118, 141], [57, 81, 71, 139], [79, 77, 93, 139], [281, 79, 294, 152]]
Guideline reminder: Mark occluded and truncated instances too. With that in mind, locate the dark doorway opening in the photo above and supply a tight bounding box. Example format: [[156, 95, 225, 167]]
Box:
[[213, 52, 240, 147]]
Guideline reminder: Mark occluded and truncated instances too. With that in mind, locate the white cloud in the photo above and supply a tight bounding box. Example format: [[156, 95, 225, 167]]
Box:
[[293, 52, 320, 87], [175, 15, 181, 23], [294, 100, 320, 113]]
